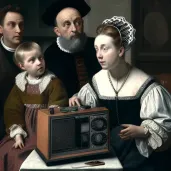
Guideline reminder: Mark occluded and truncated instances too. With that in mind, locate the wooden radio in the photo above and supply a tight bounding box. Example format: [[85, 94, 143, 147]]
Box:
[[36, 106, 110, 166]]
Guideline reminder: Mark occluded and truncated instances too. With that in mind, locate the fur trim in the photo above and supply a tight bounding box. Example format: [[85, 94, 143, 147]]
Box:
[[15, 71, 56, 93]]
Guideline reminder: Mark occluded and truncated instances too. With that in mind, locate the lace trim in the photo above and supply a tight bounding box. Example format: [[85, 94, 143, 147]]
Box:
[[24, 104, 48, 109], [102, 16, 136, 51], [9, 124, 27, 138], [15, 71, 56, 93], [141, 120, 168, 149], [56, 37, 71, 53]]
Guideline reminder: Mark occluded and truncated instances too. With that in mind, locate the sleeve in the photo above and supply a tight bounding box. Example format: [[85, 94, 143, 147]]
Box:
[[9, 124, 27, 138], [48, 78, 68, 107], [4, 85, 25, 135], [77, 83, 99, 108], [135, 83, 171, 157]]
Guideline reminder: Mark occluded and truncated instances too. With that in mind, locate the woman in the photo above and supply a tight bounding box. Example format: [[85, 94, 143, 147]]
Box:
[[69, 16, 171, 171]]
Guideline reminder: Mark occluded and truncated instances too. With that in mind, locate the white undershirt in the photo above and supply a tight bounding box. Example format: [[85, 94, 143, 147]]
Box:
[[26, 76, 43, 85]]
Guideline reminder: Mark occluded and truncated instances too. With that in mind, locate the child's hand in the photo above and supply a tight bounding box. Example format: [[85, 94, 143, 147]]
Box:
[[69, 96, 81, 106], [119, 124, 146, 140], [13, 134, 24, 149]]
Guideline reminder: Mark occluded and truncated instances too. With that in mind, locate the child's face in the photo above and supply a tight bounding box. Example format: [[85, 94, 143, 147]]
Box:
[[19, 49, 45, 78], [94, 34, 124, 70]]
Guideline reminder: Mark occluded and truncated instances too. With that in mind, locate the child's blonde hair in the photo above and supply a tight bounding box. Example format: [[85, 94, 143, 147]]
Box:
[[14, 42, 42, 64]]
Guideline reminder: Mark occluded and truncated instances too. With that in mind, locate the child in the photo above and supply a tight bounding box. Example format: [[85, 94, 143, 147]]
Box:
[[0, 42, 68, 171], [69, 16, 171, 171]]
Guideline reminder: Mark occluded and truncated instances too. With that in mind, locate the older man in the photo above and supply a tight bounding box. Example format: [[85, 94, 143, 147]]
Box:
[[42, 0, 101, 98], [0, 5, 24, 139]]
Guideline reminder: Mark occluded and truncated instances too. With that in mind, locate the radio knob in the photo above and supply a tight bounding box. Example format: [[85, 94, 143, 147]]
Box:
[[49, 107, 54, 114]]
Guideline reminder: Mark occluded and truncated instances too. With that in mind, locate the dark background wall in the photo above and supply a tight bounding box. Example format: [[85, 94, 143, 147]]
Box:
[[1, 0, 171, 91], [0, 0, 132, 61]]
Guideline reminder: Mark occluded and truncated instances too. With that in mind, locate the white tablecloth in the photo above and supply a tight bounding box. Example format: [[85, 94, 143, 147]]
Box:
[[20, 150, 123, 170]]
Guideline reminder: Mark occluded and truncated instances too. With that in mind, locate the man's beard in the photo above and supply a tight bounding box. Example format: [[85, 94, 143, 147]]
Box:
[[58, 33, 87, 53]]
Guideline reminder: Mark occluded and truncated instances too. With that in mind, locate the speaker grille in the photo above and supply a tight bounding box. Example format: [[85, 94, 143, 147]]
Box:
[[91, 117, 107, 131], [91, 132, 107, 146], [90, 114, 108, 149], [51, 118, 76, 154]]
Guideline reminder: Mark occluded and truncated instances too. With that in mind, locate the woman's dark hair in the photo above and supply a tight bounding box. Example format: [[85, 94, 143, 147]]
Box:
[[96, 24, 122, 49]]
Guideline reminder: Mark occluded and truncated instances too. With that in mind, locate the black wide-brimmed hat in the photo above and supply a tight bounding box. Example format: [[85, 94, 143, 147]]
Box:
[[42, 0, 91, 26]]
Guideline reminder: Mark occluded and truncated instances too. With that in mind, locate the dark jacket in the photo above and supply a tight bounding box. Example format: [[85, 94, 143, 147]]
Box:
[[44, 37, 101, 97]]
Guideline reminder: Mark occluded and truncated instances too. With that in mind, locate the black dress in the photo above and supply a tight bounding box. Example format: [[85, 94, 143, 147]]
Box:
[[94, 79, 171, 171], [78, 67, 171, 171]]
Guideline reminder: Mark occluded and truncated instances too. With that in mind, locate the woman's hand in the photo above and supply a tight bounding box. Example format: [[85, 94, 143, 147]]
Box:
[[119, 124, 146, 140], [13, 134, 24, 149], [69, 96, 81, 106]]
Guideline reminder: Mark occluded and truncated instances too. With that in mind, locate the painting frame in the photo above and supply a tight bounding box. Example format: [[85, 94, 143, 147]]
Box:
[[132, 0, 171, 62]]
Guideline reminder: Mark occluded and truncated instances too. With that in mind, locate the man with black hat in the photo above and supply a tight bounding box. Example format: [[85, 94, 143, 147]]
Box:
[[42, 0, 101, 98]]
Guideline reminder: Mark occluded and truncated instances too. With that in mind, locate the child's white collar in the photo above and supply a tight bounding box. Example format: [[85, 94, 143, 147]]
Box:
[[15, 71, 56, 93]]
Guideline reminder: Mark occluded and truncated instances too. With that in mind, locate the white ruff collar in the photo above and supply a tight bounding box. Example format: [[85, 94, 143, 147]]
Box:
[[15, 71, 56, 93], [1, 36, 15, 52], [56, 37, 71, 53]]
